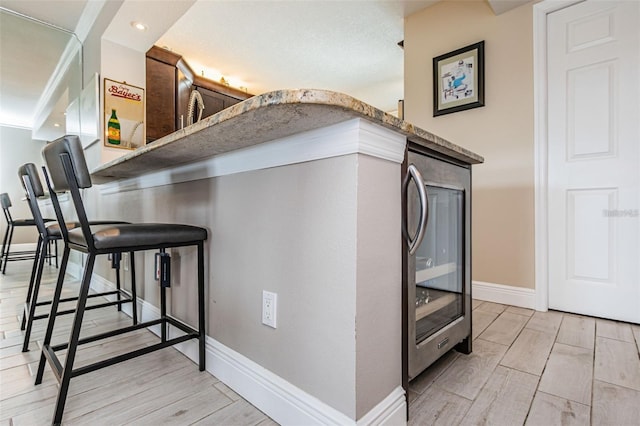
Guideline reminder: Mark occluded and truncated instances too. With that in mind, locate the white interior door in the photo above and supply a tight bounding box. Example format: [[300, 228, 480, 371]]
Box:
[[547, 0, 639, 323]]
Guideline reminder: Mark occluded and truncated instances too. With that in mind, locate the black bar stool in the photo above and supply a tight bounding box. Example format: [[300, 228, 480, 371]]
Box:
[[36, 135, 207, 425], [17, 163, 136, 352], [0, 192, 56, 273]]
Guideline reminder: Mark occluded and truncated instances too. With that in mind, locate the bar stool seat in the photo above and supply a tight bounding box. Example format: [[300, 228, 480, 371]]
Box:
[[68, 223, 207, 249], [46, 220, 129, 237]]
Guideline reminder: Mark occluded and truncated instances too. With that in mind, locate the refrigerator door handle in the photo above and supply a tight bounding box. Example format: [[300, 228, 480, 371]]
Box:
[[404, 164, 429, 255]]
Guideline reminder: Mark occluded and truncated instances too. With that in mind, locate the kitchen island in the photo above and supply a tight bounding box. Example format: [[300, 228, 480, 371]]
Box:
[[89, 89, 482, 425]]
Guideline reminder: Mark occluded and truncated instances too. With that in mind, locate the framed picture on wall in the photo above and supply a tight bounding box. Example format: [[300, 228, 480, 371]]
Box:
[[433, 41, 485, 116], [103, 78, 145, 149]]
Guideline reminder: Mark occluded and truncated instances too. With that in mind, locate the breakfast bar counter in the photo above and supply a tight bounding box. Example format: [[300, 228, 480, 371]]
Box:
[[92, 89, 482, 183], [86, 89, 482, 425]]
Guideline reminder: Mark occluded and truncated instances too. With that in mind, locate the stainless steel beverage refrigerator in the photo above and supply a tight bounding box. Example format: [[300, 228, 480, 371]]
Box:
[[402, 143, 472, 387]]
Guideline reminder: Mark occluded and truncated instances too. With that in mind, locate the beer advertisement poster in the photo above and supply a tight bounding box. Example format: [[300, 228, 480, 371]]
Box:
[[103, 78, 145, 149]]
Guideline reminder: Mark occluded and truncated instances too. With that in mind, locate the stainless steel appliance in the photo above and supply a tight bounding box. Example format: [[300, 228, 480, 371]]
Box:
[[403, 144, 472, 381]]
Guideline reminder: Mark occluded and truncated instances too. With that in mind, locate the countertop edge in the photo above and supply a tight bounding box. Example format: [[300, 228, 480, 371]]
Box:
[[92, 89, 483, 181]]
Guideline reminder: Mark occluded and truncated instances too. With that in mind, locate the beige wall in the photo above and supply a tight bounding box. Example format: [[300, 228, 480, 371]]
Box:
[[404, 0, 535, 289], [0, 126, 45, 245]]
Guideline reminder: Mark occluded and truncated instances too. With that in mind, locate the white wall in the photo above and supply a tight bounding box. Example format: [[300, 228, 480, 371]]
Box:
[[0, 126, 46, 245]]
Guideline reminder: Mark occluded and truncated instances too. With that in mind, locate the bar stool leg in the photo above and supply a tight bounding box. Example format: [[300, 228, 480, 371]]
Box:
[[2, 224, 15, 274], [52, 252, 96, 425], [21, 236, 43, 331], [129, 251, 138, 325], [198, 241, 206, 372], [0, 223, 10, 270], [22, 239, 48, 352], [35, 245, 69, 385], [160, 248, 167, 342], [113, 252, 122, 312]]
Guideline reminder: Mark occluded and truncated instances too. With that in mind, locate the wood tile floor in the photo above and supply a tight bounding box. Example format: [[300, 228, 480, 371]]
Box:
[[2, 261, 640, 425], [0, 262, 277, 425], [409, 300, 640, 425]]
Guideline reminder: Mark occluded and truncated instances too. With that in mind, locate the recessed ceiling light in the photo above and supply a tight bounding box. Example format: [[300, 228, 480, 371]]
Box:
[[53, 123, 60, 127], [131, 21, 147, 31]]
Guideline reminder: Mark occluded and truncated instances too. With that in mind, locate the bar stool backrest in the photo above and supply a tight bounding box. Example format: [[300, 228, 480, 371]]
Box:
[[1, 193, 12, 225], [0, 193, 11, 209], [42, 135, 95, 251], [42, 135, 92, 192], [17, 164, 49, 236], [18, 164, 47, 197], [40, 167, 72, 243]]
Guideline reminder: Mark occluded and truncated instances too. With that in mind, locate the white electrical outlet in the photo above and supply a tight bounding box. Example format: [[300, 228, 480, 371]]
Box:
[[262, 291, 277, 328], [123, 253, 129, 271]]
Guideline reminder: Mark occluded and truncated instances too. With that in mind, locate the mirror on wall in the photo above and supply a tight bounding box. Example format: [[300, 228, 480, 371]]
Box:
[[0, 8, 82, 140]]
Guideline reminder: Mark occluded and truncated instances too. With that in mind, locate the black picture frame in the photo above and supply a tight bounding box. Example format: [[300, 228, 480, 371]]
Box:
[[433, 41, 485, 117]]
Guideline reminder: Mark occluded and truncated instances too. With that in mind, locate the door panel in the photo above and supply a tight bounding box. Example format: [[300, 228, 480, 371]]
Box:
[[567, 61, 615, 159], [566, 188, 616, 282], [547, 0, 639, 323]]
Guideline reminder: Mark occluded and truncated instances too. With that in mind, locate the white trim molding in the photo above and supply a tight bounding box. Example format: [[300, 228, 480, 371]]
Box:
[[356, 387, 406, 426], [73, 261, 407, 426], [99, 118, 407, 194], [205, 339, 405, 425], [533, 0, 583, 312], [473, 281, 536, 309]]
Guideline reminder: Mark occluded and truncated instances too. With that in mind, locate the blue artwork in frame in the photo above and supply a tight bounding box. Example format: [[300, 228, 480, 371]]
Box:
[[433, 41, 485, 116]]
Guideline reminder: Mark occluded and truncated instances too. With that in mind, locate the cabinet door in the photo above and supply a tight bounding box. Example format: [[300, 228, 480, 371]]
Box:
[[195, 86, 244, 119], [198, 88, 225, 119], [146, 57, 176, 142]]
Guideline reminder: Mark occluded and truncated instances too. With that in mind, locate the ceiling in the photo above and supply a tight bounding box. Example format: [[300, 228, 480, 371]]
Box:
[[154, 0, 438, 112], [0, 4, 79, 129], [0, 0, 437, 132], [0, 0, 87, 31], [0, 0, 528, 134]]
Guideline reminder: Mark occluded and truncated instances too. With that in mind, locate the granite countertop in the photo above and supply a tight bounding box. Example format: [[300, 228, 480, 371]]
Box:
[[92, 89, 483, 183]]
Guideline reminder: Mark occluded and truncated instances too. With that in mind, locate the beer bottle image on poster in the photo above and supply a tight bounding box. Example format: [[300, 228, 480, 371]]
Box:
[[103, 78, 145, 149], [107, 109, 120, 145]]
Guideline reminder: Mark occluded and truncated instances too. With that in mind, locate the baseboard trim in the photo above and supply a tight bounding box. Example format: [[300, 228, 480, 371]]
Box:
[[356, 386, 406, 426], [472, 280, 536, 309], [71, 260, 406, 425], [4, 242, 39, 252]]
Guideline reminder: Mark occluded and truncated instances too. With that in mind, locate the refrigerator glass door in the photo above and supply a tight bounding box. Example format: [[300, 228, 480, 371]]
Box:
[[413, 185, 464, 344]]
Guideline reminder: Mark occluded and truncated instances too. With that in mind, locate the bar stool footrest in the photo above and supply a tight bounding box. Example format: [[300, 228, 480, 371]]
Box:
[[26, 289, 134, 321], [43, 316, 199, 384], [35, 290, 125, 307]]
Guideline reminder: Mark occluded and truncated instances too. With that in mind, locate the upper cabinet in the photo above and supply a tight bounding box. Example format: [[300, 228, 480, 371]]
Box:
[[145, 46, 253, 143]]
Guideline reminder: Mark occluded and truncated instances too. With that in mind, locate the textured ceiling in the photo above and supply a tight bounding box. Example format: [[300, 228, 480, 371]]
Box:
[[156, 0, 438, 112]]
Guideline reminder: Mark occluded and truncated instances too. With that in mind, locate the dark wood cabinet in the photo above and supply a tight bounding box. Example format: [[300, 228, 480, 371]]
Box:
[[145, 55, 177, 141], [194, 85, 244, 120], [145, 46, 194, 143], [145, 46, 252, 143]]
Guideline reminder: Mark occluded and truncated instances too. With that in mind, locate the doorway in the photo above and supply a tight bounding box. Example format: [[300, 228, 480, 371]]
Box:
[[534, 0, 639, 323]]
